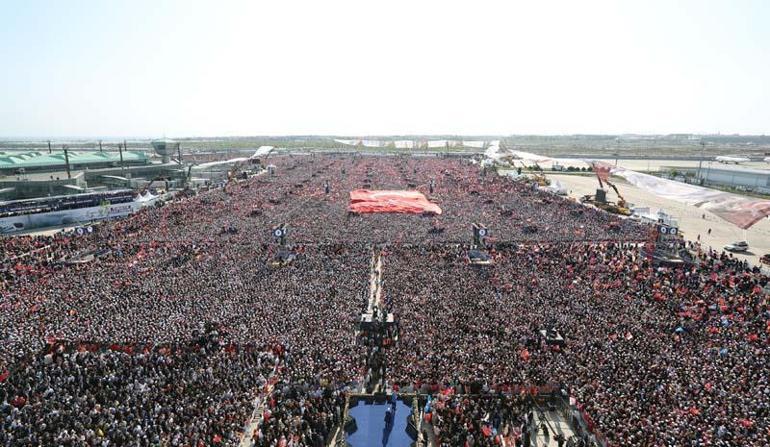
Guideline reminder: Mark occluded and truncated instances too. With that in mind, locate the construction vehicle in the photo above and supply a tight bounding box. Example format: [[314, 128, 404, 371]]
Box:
[[184, 165, 193, 188], [579, 169, 631, 216], [227, 160, 247, 181], [531, 173, 550, 187], [605, 181, 629, 209]]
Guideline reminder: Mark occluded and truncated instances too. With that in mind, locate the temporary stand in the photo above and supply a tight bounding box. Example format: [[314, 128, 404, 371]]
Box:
[[643, 223, 688, 267], [468, 223, 493, 265], [539, 328, 565, 347], [269, 224, 296, 267]]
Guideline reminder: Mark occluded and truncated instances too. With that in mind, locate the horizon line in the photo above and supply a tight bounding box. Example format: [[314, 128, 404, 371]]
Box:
[[1, 132, 768, 141]]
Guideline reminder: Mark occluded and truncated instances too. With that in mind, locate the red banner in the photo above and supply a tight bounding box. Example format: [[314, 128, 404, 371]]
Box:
[[348, 190, 442, 215]]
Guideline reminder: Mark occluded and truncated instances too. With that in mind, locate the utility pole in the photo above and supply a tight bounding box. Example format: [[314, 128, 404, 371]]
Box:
[[697, 140, 706, 183], [118, 143, 125, 178], [63, 145, 71, 179]]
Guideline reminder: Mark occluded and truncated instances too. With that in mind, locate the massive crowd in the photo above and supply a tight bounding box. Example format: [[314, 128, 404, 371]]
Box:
[[1, 328, 281, 446], [385, 243, 769, 445], [252, 382, 346, 447], [427, 394, 530, 447], [0, 154, 766, 446]]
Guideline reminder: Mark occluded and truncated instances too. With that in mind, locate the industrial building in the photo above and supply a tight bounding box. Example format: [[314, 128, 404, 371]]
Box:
[[670, 165, 770, 194], [0, 172, 88, 199], [0, 150, 149, 174], [151, 139, 181, 163], [0, 139, 259, 201], [0, 145, 187, 200]]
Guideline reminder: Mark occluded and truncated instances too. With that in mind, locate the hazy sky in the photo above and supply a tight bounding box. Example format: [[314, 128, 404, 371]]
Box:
[[1, 0, 768, 138]]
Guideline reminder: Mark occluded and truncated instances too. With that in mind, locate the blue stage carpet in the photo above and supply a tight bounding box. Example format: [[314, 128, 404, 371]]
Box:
[[347, 399, 415, 447]]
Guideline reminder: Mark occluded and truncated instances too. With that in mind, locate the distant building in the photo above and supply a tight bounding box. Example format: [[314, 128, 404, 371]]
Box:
[[0, 150, 149, 175], [672, 166, 770, 194], [0, 172, 88, 199], [151, 139, 180, 163]]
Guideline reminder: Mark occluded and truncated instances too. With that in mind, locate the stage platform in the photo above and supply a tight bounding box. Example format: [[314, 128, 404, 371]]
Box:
[[346, 398, 415, 446]]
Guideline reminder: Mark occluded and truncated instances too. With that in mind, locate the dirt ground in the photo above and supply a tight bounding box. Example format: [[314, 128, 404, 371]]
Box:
[[540, 158, 770, 173], [547, 173, 770, 268]]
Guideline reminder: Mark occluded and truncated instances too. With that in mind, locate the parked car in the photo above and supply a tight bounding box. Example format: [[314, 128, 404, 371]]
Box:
[[724, 241, 749, 252]]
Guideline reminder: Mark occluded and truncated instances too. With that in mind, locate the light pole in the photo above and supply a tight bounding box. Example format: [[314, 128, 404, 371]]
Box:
[[63, 145, 71, 179], [697, 140, 706, 184]]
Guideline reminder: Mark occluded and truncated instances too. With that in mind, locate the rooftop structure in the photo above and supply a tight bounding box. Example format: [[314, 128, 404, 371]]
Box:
[[0, 162, 185, 200], [151, 139, 180, 163], [0, 150, 149, 174], [0, 172, 87, 199]]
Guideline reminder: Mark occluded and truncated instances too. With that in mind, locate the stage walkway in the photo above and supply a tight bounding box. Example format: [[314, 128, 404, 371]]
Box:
[[346, 398, 415, 447], [532, 407, 575, 446]]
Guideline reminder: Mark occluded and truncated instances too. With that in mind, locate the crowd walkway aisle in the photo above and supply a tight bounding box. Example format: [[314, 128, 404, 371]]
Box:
[[532, 409, 575, 447], [238, 367, 279, 447]]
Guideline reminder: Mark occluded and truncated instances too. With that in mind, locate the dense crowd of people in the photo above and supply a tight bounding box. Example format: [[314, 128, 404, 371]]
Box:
[[1, 241, 369, 445], [0, 154, 766, 446], [385, 243, 769, 445], [252, 382, 346, 447], [1, 331, 280, 446], [427, 394, 529, 446], [0, 232, 84, 289]]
